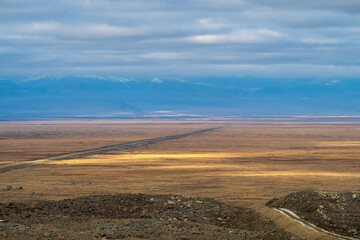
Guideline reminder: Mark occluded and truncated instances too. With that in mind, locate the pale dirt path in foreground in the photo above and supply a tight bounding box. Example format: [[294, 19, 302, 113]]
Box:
[[238, 201, 359, 240]]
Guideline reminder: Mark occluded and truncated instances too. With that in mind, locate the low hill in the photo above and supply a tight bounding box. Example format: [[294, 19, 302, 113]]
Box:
[[0, 193, 297, 239]]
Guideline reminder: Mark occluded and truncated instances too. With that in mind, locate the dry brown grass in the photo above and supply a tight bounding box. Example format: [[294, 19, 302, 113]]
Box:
[[0, 120, 359, 207], [0, 120, 216, 164]]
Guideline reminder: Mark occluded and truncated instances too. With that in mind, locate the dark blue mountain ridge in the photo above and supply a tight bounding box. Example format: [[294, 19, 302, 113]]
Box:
[[1, 76, 360, 118]]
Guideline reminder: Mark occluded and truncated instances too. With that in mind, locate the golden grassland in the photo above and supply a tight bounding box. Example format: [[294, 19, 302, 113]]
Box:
[[0, 120, 216, 164], [0, 120, 359, 207]]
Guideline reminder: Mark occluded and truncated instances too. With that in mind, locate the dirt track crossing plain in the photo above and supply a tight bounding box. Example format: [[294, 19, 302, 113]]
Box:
[[0, 126, 222, 173], [0, 120, 359, 204], [1, 120, 360, 239]]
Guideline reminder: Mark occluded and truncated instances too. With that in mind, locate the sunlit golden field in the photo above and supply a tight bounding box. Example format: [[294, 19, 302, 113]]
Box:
[[1, 120, 360, 207], [0, 120, 216, 164]]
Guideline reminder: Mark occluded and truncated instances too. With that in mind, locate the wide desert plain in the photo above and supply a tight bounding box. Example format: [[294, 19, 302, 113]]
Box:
[[0, 119, 360, 207]]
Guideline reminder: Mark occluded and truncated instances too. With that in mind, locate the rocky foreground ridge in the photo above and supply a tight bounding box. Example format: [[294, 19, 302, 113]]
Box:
[[267, 191, 360, 239], [0, 193, 298, 240]]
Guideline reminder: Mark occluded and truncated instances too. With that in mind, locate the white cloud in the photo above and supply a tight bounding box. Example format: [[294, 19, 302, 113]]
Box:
[[21, 22, 147, 39], [197, 18, 227, 30], [325, 79, 340, 85], [187, 29, 283, 44], [151, 77, 163, 83], [173, 78, 186, 82], [153, 110, 173, 113], [140, 52, 191, 60], [0, 0, 359, 77], [24, 22, 60, 32], [302, 38, 340, 44]]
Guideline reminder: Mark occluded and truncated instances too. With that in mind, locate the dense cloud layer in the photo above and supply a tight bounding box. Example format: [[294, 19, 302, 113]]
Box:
[[1, 0, 359, 77]]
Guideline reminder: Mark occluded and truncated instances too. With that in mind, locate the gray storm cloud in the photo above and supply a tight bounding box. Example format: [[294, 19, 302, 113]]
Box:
[[0, 0, 359, 77]]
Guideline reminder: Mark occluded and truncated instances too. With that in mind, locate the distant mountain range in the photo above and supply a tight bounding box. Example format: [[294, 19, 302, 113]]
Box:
[[1, 76, 360, 118]]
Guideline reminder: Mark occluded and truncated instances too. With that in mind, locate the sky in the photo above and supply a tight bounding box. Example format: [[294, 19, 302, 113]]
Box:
[[1, 0, 360, 78]]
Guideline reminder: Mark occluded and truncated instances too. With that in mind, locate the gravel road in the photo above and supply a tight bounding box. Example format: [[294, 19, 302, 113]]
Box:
[[0, 126, 223, 173]]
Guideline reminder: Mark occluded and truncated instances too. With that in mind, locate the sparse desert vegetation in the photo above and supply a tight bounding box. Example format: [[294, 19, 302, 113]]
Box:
[[267, 191, 360, 238], [0, 119, 359, 239], [1, 120, 359, 204], [0, 193, 298, 240]]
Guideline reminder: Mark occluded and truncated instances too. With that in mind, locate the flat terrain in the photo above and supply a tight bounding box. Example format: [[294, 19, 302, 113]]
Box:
[[1, 120, 359, 206], [0, 120, 216, 165], [0, 126, 221, 173]]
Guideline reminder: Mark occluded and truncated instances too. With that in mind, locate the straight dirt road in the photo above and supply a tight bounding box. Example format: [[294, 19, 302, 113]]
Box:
[[0, 126, 223, 173]]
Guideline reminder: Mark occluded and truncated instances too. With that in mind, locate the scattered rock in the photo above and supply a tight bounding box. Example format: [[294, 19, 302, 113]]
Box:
[[267, 191, 360, 238], [136, 232, 148, 238], [0, 193, 298, 240]]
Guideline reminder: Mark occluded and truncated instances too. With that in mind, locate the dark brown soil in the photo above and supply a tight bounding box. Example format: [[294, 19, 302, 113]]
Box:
[[267, 191, 360, 238], [0, 193, 298, 239]]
